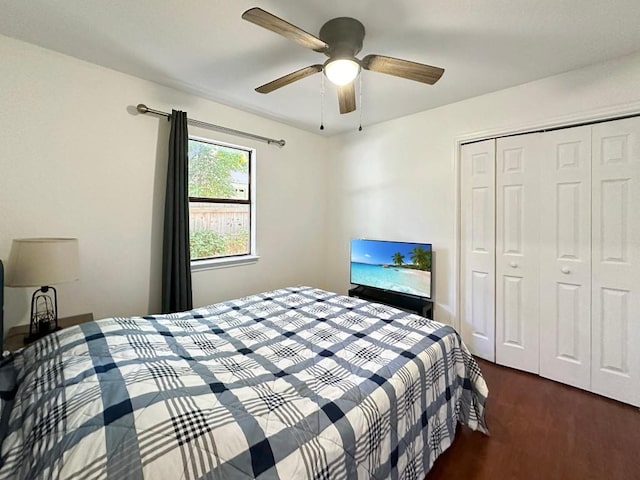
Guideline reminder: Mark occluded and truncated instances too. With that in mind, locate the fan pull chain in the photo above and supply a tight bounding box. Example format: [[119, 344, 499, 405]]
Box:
[[320, 74, 325, 131], [358, 73, 363, 131]]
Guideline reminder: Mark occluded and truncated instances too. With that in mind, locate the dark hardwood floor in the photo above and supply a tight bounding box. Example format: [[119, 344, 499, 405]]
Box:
[[427, 359, 640, 480]]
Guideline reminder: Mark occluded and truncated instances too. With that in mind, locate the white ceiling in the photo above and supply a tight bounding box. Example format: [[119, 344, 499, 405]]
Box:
[[2, 0, 640, 135]]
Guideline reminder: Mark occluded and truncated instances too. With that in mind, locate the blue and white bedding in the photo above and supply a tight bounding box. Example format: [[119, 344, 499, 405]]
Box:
[[0, 286, 488, 479]]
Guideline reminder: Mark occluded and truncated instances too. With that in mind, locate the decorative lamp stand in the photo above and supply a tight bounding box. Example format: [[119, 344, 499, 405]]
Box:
[[26, 285, 62, 344]]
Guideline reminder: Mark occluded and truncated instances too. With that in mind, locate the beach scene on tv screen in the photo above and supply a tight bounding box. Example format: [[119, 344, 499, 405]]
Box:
[[351, 240, 431, 298]]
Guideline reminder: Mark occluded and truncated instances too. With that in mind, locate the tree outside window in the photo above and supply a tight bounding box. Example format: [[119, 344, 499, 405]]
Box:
[[188, 138, 252, 261]]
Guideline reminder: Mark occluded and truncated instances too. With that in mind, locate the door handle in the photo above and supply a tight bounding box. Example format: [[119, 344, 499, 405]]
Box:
[[509, 261, 518, 268], [561, 266, 571, 274]]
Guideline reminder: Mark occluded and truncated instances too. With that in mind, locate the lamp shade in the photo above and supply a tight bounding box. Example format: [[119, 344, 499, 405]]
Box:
[[6, 238, 79, 287]]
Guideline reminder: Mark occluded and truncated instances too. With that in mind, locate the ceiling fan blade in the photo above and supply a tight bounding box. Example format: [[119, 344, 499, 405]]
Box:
[[242, 8, 328, 52], [362, 54, 444, 85], [255, 65, 323, 94], [338, 82, 356, 114]]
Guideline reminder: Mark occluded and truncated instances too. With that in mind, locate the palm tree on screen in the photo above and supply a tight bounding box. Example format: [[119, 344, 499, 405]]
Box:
[[409, 247, 431, 271], [392, 252, 405, 266]]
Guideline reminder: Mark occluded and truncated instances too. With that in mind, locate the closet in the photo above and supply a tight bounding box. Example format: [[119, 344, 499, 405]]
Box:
[[460, 116, 640, 406]]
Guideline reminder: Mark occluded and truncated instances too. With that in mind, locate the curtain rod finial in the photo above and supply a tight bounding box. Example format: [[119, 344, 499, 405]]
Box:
[[136, 104, 149, 114]]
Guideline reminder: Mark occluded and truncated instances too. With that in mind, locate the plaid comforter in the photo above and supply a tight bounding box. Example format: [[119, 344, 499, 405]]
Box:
[[0, 286, 488, 479]]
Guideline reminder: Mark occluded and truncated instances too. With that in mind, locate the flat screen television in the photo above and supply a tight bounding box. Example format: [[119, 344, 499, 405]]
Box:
[[350, 239, 432, 299]]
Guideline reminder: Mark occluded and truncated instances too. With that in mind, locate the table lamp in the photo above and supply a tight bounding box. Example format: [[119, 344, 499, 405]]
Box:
[[6, 238, 79, 344]]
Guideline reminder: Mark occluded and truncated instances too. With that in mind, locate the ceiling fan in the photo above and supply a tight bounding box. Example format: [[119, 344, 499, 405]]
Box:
[[242, 7, 445, 114]]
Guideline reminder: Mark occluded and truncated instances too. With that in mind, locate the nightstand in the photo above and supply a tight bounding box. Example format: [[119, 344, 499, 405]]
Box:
[[3, 313, 94, 351]]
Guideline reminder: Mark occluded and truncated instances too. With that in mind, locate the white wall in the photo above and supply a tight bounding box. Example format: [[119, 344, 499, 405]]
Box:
[[2, 32, 639, 335], [325, 51, 640, 325], [0, 34, 329, 332]]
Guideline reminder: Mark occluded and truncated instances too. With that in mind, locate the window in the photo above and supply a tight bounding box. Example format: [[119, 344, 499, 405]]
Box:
[[188, 137, 254, 264]]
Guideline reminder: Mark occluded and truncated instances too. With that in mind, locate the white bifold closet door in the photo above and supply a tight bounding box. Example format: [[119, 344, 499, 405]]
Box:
[[590, 117, 640, 406], [494, 135, 541, 374], [460, 117, 640, 406], [460, 139, 496, 361], [538, 126, 593, 390]]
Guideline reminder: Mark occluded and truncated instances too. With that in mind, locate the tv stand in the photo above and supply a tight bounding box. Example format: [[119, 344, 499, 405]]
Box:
[[348, 286, 433, 319]]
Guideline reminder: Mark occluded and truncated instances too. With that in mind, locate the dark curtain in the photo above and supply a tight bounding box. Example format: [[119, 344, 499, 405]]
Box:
[[161, 110, 193, 313]]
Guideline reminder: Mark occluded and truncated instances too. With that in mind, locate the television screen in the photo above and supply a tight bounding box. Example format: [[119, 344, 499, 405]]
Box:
[[350, 239, 432, 299]]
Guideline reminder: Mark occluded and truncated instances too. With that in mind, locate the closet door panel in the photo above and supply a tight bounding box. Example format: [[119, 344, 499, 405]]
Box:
[[495, 135, 540, 373], [460, 140, 496, 361], [591, 116, 640, 406], [539, 126, 592, 390]]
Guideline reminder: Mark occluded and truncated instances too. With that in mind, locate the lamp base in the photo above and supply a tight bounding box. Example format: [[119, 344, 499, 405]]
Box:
[[28, 285, 60, 342], [24, 326, 62, 345]]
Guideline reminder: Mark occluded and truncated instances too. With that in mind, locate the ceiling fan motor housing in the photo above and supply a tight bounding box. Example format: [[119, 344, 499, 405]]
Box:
[[319, 17, 366, 59]]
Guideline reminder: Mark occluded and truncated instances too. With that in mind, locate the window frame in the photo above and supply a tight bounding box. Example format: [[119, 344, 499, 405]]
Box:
[[187, 135, 258, 270]]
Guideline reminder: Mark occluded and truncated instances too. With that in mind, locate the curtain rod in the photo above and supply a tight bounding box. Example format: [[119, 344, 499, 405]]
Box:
[[136, 104, 285, 147]]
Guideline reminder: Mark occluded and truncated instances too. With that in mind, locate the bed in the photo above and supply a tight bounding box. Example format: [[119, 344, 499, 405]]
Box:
[[0, 286, 488, 479]]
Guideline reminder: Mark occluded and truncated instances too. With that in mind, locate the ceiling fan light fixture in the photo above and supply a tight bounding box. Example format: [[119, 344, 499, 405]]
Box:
[[324, 58, 360, 86]]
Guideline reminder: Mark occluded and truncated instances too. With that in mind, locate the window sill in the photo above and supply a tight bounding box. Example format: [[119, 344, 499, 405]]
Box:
[[191, 255, 260, 272]]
